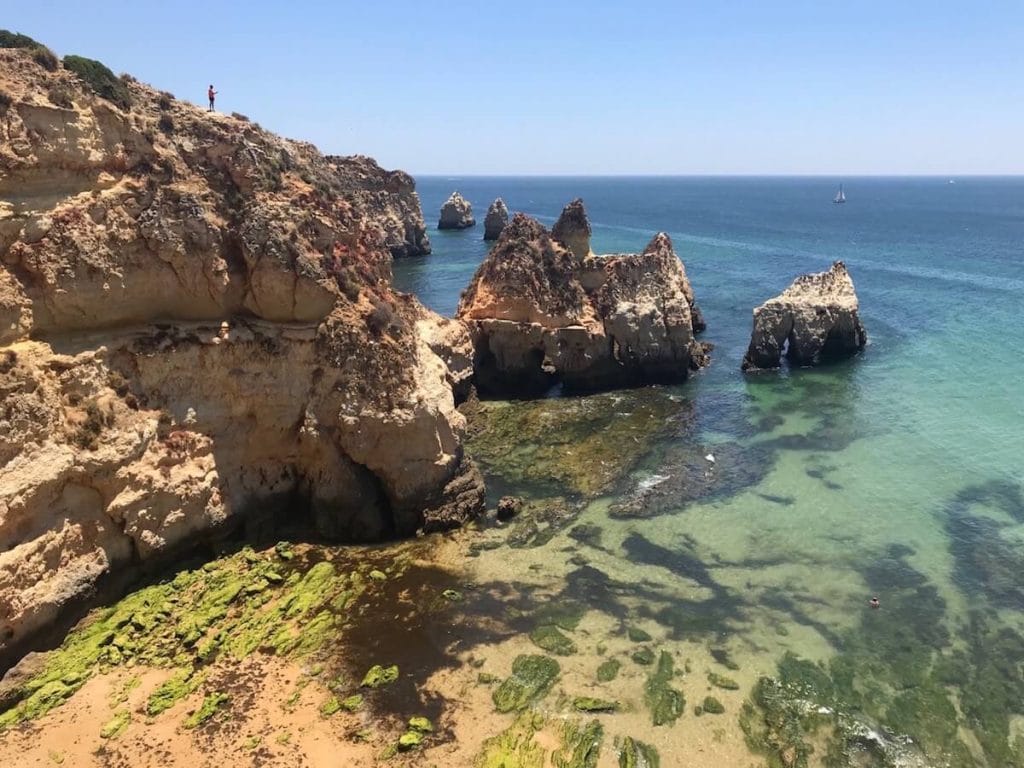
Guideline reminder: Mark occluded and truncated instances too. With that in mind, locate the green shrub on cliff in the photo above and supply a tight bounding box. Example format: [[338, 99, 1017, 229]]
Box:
[[62, 54, 132, 109], [0, 29, 59, 71]]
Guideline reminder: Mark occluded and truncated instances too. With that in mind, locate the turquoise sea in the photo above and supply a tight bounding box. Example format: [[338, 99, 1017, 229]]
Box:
[[393, 177, 1024, 765]]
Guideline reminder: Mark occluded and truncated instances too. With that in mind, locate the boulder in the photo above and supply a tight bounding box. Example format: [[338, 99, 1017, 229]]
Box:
[[483, 198, 509, 240], [741, 261, 867, 371], [438, 192, 475, 230], [457, 203, 707, 395]]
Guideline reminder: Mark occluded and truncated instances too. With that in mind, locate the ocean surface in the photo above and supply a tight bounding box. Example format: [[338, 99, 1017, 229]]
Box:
[[393, 176, 1024, 765]]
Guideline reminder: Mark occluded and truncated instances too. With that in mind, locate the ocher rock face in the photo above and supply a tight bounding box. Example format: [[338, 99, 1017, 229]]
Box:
[[483, 198, 509, 240], [742, 261, 867, 371], [551, 198, 592, 261], [0, 47, 482, 669], [438, 191, 475, 230], [457, 206, 707, 395]]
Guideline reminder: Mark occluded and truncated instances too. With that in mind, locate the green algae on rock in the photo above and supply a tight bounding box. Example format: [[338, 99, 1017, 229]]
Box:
[[146, 668, 203, 716], [644, 652, 684, 726], [397, 730, 423, 751], [698, 696, 724, 715], [361, 664, 400, 688], [572, 697, 619, 713], [631, 648, 655, 666], [493, 655, 561, 713], [530, 625, 577, 656], [476, 713, 546, 768], [464, 393, 686, 498], [626, 627, 652, 643], [596, 659, 621, 682], [552, 718, 603, 768], [341, 693, 364, 712], [99, 710, 131, 739], [319, 696, 342, 717], [707, 672, 740, 690], [184, 691, 229, 728], [616, 736, 660, 768], [409, 716, 433, 733]]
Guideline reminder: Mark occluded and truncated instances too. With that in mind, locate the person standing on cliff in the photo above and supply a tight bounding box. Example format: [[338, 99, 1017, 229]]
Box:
[[207, 84, 217, 112]]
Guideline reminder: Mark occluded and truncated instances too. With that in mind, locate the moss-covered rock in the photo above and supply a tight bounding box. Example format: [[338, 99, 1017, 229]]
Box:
[[644, 652, 684, 726], [530, 625, 577, 656], [631, 648, 655, 666], [707, 672, 739, 690], [320, 696, 341, 717], [572, 697, 619, 713], [493, 655, 561, 713], [397, 731, 423, 751], [361, 664, 399, 688], [409, 716, 433, 733], [476, 713, 546, 768], [596, 659, 621, 682], [341, 694, 364, 712], [184, 691, 229, 728], [699, 695, 724, 714], [146, 668, 202, 716], [552, 719, 603, 768], [99, 710, 131, 739], [616, 736, 660, 768], [626, 627, 652, 643]]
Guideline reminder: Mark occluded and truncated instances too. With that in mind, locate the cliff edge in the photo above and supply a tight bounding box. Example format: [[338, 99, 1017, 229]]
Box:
[[0, 43, 480, 668]]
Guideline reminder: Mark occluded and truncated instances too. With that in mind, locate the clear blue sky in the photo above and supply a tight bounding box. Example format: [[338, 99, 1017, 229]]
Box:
[[6, 1, 1023, 174]]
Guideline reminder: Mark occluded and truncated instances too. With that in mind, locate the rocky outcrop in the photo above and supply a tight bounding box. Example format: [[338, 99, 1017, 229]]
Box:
[[551, 198, 593, 260], [0, 46, 483, 669], [456, 204, 708, 395], [438, 191, 475, 230], [742, 261, 867, 371], [324, 154, 431, 257], [483, 198, 509, 241]]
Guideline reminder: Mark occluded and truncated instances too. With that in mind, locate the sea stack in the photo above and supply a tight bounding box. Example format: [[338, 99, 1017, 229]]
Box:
[[551, 198, 593, 260], [438, 191, 475, 229], [457, 202, 708, 395], [483, 198, 509, 240], [742, 261, 867, 371]]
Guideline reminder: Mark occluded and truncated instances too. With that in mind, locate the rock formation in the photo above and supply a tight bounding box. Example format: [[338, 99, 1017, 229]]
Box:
[[438, 191, 475, 230], [456, 203, 708, 395], [741, 261, 867, 371], [0, 45, 483, 669], [483, 198, 509, 241], [551, 198, 593, 261], [325, 154, 431, 257]]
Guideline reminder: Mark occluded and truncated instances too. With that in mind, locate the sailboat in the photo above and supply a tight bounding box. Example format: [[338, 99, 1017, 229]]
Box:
[[833, 184, 846, 204]]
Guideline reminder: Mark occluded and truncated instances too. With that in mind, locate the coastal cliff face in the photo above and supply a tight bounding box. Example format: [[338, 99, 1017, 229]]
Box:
[[742, 261, 867, 371], [0, 47, 482, 666], [456, 203, 708, 395]]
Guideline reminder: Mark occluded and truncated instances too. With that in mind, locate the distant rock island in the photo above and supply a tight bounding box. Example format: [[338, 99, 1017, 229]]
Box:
[[438, 191, 475, 230], [483, 198, 509, 240], [742, 261, 867, 371], [457, 200, 709, 395]]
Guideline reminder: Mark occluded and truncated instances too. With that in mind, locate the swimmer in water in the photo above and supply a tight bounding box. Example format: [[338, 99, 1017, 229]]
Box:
[[869, 596, 880, 609]]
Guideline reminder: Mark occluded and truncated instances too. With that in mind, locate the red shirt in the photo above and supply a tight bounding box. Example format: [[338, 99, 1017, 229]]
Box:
[[208, 88, 215, 99]]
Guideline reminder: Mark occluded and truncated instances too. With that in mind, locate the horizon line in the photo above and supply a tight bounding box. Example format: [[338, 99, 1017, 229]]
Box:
[[410, 172, 1024, 178]]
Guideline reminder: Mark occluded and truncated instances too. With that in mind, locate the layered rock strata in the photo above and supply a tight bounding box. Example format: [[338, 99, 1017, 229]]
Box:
[[457, 203, 708, 395], [483, 198, 509, 241], [438, 191, 475, 230], [0, 46, 483, 669], [741, 261, 867, 371]]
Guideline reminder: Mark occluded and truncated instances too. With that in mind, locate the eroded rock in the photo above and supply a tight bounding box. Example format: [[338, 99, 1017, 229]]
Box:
[[0, 45, 483, 670], [438, 191, 475, 230], [742, 261, 867, 371], [483, 197, 509, 241], [457, 204, 708, 395]]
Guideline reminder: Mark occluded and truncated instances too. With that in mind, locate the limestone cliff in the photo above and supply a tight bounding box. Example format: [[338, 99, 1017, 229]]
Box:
[[456, 205, 708, 395], [0, 45, 482, 668], [742, 261, 867, 371]]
